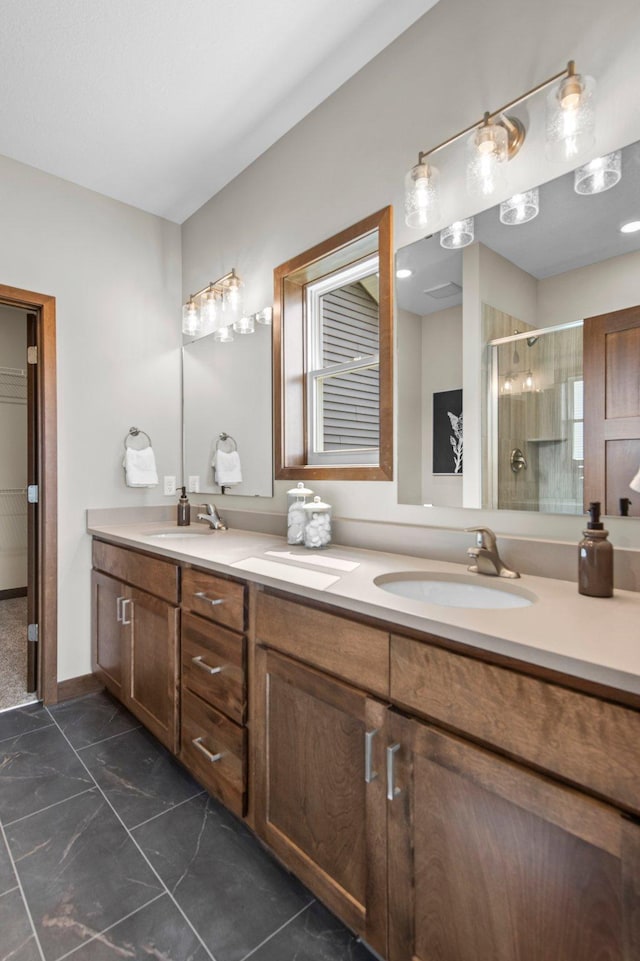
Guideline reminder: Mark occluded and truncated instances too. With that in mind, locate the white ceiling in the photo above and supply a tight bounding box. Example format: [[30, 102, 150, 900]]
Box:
[[0, 0, 440, 223]]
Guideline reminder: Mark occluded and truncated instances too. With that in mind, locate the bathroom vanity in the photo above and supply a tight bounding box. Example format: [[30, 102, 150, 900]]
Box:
[[89, 520, 640, 961]]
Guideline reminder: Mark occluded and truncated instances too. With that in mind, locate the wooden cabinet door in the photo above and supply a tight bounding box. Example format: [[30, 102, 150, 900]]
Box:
[[254, 646, 388, 957], [92, 571, 126, 700], [126, 585, 180, 752], [388, 712, 639, 961], [584, 304, 640, 516]]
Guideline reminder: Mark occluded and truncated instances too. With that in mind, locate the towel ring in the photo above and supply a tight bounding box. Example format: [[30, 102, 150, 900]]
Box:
[[124, 427, 152, 451], [216, 432, 237, 453]]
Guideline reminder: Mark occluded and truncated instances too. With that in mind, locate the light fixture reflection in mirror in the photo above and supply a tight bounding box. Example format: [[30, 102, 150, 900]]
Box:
[[395, 137, 640, 518]]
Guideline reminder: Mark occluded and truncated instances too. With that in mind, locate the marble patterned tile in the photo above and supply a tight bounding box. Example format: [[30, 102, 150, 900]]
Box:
[[0, 724, 93, 824], [248, 900, 379, 961], [67, 893, 211, 961], [133, 794, 313, 961], [0, 702, 52, 743], [49, 690, 140, 749], [0, 887, 41, 961], [0, 831, 18, 895], [6, 787, 163, 961], [78, 725, 201, 829]]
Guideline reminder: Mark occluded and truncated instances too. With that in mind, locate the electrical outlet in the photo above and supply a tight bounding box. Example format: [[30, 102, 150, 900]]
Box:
[[163, 475, 176, 496], [188, 475, 200, 493]]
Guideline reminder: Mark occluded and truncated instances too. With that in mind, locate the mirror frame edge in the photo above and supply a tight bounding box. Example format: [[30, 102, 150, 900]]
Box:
[[273, 205, 394, 481]]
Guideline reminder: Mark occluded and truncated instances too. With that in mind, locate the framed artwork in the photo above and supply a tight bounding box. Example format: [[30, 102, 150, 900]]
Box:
[[433, 388, 463, 475]]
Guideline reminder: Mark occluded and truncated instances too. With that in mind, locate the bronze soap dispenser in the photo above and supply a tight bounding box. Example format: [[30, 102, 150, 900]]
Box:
[[578, 501, 613, 597]]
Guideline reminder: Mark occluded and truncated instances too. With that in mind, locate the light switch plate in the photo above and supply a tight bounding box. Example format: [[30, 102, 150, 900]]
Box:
[[188, 475, 200, 493], [164, 475, 176, 496]]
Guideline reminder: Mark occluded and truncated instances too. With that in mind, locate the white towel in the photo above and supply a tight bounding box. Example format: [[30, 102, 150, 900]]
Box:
[[123, 446, 159, 487], [630, 465, 640, 494], [213, 449, 243, 487]]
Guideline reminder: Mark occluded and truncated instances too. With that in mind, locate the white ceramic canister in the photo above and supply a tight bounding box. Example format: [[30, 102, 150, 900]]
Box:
[[302, 496, 332, 549], [287, 482, 314, 545]]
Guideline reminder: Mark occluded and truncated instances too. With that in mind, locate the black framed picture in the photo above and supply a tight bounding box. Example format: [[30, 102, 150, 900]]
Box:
[[433, 388, 463, 475]]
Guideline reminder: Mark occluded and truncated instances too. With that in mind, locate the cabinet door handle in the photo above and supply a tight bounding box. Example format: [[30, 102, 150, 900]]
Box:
[[121, 598, 132, 626], [386, 743, 402, 801], [191, 655, 223, 676], [192, 736, 224, 763], [364, 729, 379, 783], [116, 595, 125, 622], [194, 591, 225, 607]]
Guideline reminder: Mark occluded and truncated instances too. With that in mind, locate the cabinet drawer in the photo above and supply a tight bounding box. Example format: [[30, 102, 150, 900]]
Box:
[[390, 633, 640, 813], [256, 592, 389, 697], [92, 540, 178, 604], [182, 612, 246, 724], [182, 568, 246, 633], [180, 690, 246, 818]]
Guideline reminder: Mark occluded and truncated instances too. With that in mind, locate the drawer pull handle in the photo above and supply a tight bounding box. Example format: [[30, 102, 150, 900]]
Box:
[[194, 591, 225, 607], [364, 729, 379, 783], [192, 736, 224, 763], [116, 595, 125, 623], [386, 743, 402, 801], [191, 655, 222, 676]]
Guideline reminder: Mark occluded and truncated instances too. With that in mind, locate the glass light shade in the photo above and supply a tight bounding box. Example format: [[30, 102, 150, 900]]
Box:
[[182, 299, 201, 336], [440, 218, 474, 249], [404, 161, 440, 228], [466, 122, 508, 198], [545, 73, 595, 162], [200, 287, 218, 332], [574, 150, 621, 195], [232, 315, 256, 335], [500, 188, 540, 225], [224, 270, 243, 317], [213, 324, 234, 343], [256, 307, 273, 325]]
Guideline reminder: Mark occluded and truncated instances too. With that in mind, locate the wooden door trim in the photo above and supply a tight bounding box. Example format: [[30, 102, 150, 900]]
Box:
[[0, 283, 57, 705]]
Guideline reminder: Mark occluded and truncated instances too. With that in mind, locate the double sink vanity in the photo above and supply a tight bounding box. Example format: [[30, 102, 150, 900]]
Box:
[[88, 515, 640, 961]]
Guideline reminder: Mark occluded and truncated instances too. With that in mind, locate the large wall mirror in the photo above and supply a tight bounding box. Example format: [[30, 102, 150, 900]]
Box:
[[396, 138, 640, 518], [182, 324, 273, 497], [274, 206, 393, 481]]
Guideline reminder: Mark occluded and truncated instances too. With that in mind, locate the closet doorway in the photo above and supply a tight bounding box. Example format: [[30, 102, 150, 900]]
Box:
[[0, 284, 57, 709]]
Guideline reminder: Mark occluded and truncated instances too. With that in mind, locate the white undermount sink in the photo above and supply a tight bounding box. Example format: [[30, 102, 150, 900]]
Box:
[[145, 528, 213, 538], [374, 571, 536, 609]]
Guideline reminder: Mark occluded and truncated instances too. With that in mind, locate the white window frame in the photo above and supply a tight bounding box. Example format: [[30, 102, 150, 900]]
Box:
[[304, 254, 380, 466]]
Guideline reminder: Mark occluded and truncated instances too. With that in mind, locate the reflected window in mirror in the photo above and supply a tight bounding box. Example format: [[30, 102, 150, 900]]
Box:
[[395, 138, 640, 517], [274, 206, 393, 480]]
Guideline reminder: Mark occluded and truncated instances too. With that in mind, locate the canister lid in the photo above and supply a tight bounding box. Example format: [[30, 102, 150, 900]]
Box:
[[287, 481, 314, 497], [303, 495, 331, 511]]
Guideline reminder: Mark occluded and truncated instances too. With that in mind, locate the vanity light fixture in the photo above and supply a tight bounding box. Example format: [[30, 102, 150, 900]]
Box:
[[404, 61, 594, 229], [440, 218, 474, 249], [574, 150, 621, 195], [500, 188, 540, 225], [232, 314, 256, 335], [256, 307, 273, 325], [181, 268, 245, 337], [620, 220, 640, 234]]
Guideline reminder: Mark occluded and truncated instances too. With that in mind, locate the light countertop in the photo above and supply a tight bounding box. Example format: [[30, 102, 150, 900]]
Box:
[[87, 520, 640, 698]]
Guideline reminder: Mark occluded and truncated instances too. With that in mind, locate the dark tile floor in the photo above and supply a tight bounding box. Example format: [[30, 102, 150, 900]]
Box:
[[0, 691, 379, 961]]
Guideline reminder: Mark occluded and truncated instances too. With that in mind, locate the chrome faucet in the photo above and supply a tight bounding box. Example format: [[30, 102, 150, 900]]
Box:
[[196, 502, 227, 531], [465, 527, 519, 578]]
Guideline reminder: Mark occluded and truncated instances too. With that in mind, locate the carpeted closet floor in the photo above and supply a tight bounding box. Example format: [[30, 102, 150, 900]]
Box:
[[0, 596, 36, 712]]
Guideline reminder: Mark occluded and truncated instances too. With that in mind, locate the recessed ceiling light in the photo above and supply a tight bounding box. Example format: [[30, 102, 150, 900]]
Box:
[[620, 220, 640, 234], [396, 268, 413, 278]]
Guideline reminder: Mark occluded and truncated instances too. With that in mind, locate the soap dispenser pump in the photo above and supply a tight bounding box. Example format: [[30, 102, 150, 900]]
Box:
[[177, 487, 191, 527], [578, 501, 613, 597]]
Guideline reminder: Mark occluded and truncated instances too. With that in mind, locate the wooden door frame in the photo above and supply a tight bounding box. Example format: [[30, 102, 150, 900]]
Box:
[[0, 283, 57, 705]]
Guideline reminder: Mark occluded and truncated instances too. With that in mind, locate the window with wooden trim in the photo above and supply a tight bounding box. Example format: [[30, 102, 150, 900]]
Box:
[[274, 207, 393, 481]]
